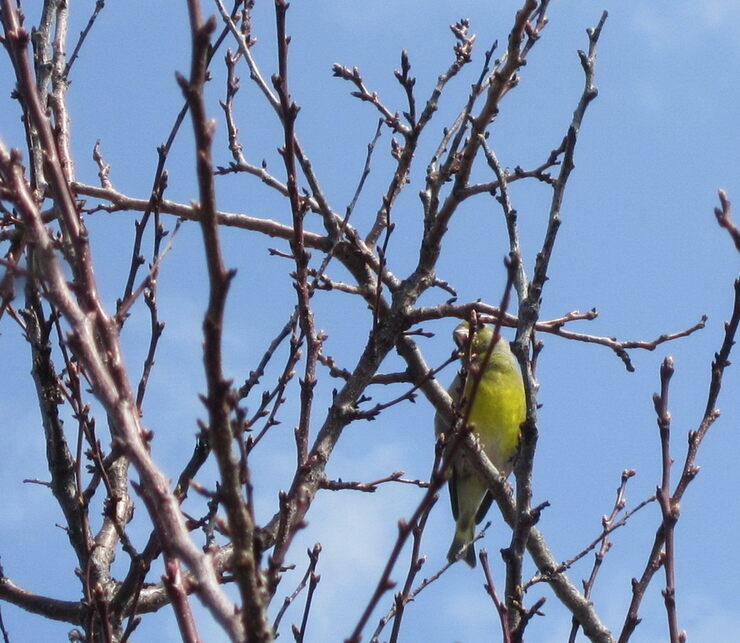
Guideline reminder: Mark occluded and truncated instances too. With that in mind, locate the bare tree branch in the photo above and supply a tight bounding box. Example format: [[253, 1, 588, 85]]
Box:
[[180, 1, 267, 639]]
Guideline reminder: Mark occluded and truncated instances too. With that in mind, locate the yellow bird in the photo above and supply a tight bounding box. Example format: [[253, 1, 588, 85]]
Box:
[[435, 322, 526, 567]]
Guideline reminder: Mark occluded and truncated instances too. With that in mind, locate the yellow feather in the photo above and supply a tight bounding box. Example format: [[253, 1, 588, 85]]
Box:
[[435, 323, 526, 567]]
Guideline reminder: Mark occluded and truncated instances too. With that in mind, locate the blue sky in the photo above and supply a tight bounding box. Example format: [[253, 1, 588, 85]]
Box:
[[1, 1, 739, 641]]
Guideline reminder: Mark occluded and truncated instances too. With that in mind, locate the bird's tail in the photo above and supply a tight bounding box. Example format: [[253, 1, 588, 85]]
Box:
[[447, 525, 476, 568]]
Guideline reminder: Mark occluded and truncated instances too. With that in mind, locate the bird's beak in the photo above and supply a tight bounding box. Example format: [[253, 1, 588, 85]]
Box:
[[453, 325, 471, 350]]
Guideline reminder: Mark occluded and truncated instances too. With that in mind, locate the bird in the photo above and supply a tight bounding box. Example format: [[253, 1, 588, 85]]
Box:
[[435, 321, 526, 567]]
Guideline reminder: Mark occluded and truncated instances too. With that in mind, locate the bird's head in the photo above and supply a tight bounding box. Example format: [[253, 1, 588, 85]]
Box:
[[453, 322, 510, 360]]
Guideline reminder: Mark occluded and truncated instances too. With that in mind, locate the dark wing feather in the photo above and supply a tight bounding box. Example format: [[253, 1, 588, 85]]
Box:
[[448, 470, 459, 520], [475, 490, 493, 524]]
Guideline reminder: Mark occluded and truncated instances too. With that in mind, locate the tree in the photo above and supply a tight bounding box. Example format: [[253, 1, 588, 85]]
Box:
[[0, 1, 738, 641]]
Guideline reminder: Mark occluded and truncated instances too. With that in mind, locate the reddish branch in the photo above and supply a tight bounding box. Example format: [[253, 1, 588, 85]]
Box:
[[618, 212, 740, 642], [3, 1, 732, 641], [272, 544, 321, 637], [0, 1, 241, 638], [319, 472, 429, 492], [500, 12, 607, 638], [531, 471, 655, 591], [714, 189, 740, 251], [262, 0, 324, 601], [163, 559, 202, 643], [346, 454, 443, 643], [653, 357, 681, 642], [70, 177, 708, 372], [180, 1, 269, 640], [480, 550, 512, 643], [272, 0, 317, 470], [386, 503, 433, 643]]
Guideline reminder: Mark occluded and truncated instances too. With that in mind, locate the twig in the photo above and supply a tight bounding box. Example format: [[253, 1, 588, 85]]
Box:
[[272, 544, 321, 637], [293, 557, 320, 643], [92, 140, 112, 189], [539, 497, 655, 595], [215, 0, 349, 247], [120, 0, 241, 308], [180, 1, 265, 639], [317, 352, 411, 384], [319, 472, 429, 492], [64, 0, 106, 76], [370, 528, 487, 643], [652, 358, 681, 642], [163, 559, 202, 643], [0, 601, 9, 643], [386, 501, 433, 643], [480, 549, 512, 643], [345, 456, 442, 643], [460, 152, 560, 199], [409, 302, 705, 371], [513, 597, 547, 642], [350, 351, 459, 421], [714, 189, 740, 251], [366, 19, 476, 247], [506, 15, 607, 635], [266, 0, 323, 601], [618, 218, 740, 643], [246, 326, 302, 452], [331, 63, 410, 135], [566, 471, 642, 643], [478, 133, 528, 301], [48, 2, 74, 185], [0, 563, 84, 624], [311, 119, 383, 286], [220, 47, 247, 166], [426, 36, 494, 187], [238, 312, 298, 399]]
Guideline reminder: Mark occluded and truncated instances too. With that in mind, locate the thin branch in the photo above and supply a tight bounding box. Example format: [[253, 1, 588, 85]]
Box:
[[64, 0, 106, 76], [348, 256, 518, 643], [619, 225, 740, 643], [293, 558, 320, 643], [180, 1, 266, 639], [541, 494, 655, 593], [331, 63, 410, 136], [365, 20, 476, 247], [0, 3, 243, 637], [369, 531, 487, 643], [345, 458, 442, 643], [319, 472, 429, 492], [542, 318, 706, 372], [246, 326, 302, 452], [386, 500, 433, 643], [272, 0, 317, 470], [163, 559, 202, 643], [238, 312, 297, 399], [73, 181, 333, 252], [506, 15, 607, 635], [714, 189, 740, 251], [566, 471, 645, 643], [0, 601, 9, 643], [480, 550, 511, 643], [272, 544, 321, 637], [652, 358, 681, 642], [408, 303, 705, 371]]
